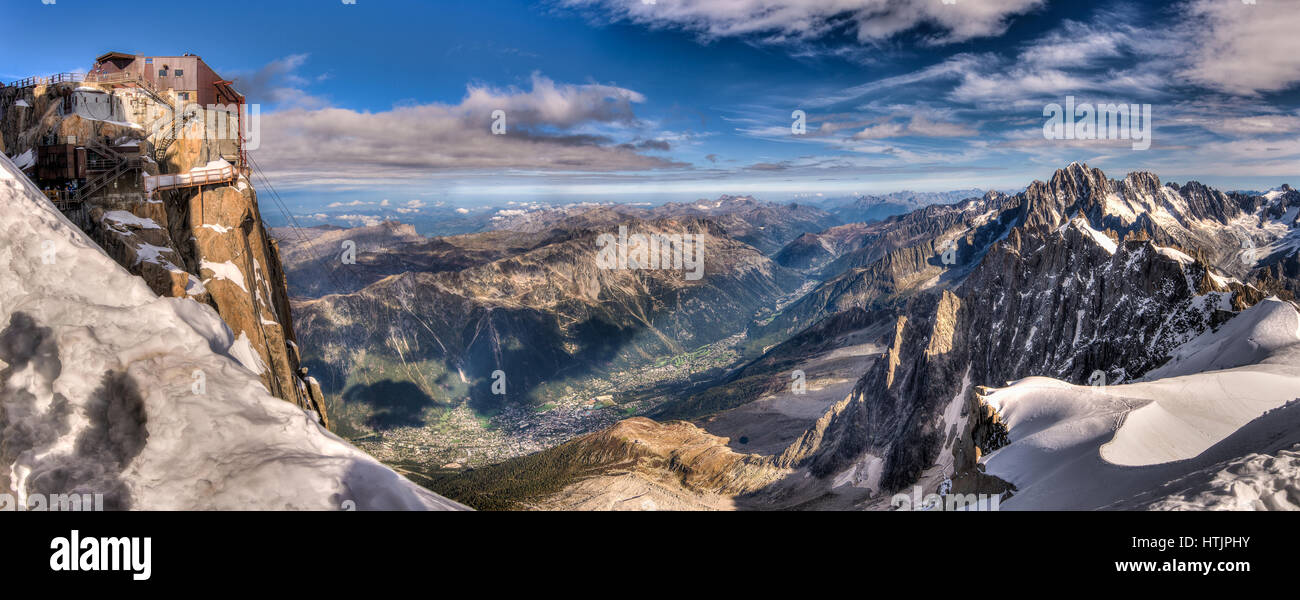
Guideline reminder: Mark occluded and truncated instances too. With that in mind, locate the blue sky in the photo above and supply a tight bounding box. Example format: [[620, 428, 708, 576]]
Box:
[[5, 0, 1300, 220]]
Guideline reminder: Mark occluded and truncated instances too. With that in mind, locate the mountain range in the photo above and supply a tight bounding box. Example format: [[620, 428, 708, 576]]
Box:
[[376, 163, 1300, 510]]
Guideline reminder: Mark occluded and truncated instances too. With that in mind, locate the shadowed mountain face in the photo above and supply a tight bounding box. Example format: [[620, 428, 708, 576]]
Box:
[[424, 164, 1300, 511]]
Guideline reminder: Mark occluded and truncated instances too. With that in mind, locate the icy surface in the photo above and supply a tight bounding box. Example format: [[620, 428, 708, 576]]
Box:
[[983, 299, 1300, 510], [227, 331, 267, 375], [1072, 217, 1117, 254], [0, 151, 465, 510]]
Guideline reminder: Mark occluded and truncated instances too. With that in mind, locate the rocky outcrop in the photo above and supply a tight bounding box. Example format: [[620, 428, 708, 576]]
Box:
[[1, 76, 327, 428], [970, 386, 1009, 457], [575, 417, 787, 495], [429, 416, 788, 510]]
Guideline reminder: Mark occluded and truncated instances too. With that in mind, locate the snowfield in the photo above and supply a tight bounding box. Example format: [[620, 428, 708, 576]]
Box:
[[0, 152, 465, 510], [982, 298, 1300, 510]]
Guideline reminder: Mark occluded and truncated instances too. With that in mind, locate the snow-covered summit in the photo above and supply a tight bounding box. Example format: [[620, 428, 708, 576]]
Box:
[[0, 152, 465, 510]]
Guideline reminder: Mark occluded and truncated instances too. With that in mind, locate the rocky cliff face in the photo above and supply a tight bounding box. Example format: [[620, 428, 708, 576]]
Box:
[[1, 77, 328, 428]]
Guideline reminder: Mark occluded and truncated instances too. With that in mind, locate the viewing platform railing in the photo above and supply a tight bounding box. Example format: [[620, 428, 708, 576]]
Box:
[[145, 162, 238, 195], [6, 72, 86, 88]]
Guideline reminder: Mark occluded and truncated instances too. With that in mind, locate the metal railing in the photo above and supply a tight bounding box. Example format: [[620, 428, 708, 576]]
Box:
[[145, 162, 237, 195], [72, 157, 144, 204], [43, 189, 75, 209], [6, 72, 85, 88], [153, 109, 201, 159], [85, 136, 128, 164], [84, 71, 174, 109]]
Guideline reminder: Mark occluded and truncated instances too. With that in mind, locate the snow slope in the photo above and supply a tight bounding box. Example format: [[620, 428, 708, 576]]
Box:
[[0, 152, 466, 510], [981, 298, 1300, 510]]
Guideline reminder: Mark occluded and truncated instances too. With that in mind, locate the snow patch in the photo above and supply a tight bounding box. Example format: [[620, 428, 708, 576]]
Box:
[[227, 331, 267, 375], [200, 259, 248, 293], [1154, 245, 1194, 265], [102, 211, 161, 231], [132, 242, 177, 268], [1067, 217, 1117, 254]]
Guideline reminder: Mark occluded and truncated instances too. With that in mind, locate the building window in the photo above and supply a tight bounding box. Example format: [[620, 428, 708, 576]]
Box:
[[178, 92, 189, 101], [175, 69, 184, 77], [158, 69, 167, 77]]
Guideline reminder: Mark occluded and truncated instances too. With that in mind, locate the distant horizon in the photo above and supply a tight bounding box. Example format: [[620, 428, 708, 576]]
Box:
[[259, 155, 1300, 225], [260, 161, 1292, 234]]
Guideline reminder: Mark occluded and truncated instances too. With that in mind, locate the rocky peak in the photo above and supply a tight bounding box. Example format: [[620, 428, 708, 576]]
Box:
[[1017, 162, 1109, 233], [1121, 170, 1163, 198], [0, 69, 329, 428]]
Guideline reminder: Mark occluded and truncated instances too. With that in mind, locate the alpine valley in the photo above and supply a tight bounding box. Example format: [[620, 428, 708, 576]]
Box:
[[273, 163, 1300, 511]]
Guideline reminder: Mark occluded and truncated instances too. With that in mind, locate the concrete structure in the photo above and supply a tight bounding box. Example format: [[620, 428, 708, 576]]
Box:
[[89, 52, 242, 107], [67, 87, 130, 123]]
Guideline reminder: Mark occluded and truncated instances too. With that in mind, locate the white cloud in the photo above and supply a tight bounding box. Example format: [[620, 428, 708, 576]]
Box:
[[230, 54, 328, 109], [326, 200, 371, 208], [562, 0, 1044, 45], [460, 72, 646, 127], [335, 214, 383, 227], [252, 73, 684, 188], [852, 121, 905, 140], [853, 115, 976, 139], [1178, 0, 1300, 95]]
